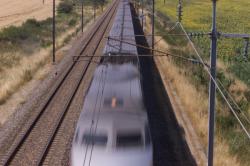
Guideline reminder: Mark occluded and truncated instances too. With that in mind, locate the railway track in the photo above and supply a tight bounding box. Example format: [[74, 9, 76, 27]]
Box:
[[0, 1, 119, 165]]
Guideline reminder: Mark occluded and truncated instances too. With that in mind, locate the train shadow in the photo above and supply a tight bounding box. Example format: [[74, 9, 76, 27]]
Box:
[[130, 4, 197, 166]]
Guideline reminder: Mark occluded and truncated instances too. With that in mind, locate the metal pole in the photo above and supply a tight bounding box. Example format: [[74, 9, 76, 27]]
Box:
[[81, 0, 84, 32], [208, 0, 217, 166], [137, 1, 139, 14], [94, 7, 96, 21], [93, 1, 96, 21], [135, 0, 137, 13], [102, 0, 104, 12], [244, 38, 249, 58], [141, 0, 144, 30], [152, 0, 155, 54], [178, 0, 182, 23], [52, 0, 56, 63], [137, 0, 139, 14]]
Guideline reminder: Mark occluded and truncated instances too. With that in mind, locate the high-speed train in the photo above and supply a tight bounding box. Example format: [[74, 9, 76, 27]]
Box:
[[71, 0, 152, 165], [71, 57, 153, 166]]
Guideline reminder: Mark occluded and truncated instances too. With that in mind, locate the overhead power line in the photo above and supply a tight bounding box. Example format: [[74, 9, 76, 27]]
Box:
[[88, 66, 108, 166], [107, 24, 250, 139], [82, 65, 105, 164], [220, 33, 250, 39], [106, 36, 209, 66]]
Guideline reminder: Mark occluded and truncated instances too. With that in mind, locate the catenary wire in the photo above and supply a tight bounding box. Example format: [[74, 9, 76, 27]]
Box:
[[88, 64, 108, 166], [82, 65, 106, 166]]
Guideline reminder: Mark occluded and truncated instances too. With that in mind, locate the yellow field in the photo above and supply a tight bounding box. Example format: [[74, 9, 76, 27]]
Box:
[[156, 0, 250, 32], [0, 0, 60, 29]]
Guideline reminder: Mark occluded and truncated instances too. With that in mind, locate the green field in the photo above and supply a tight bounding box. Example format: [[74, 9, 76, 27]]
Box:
[[155, 0, 250, 85], [156, 0, 250, 32]]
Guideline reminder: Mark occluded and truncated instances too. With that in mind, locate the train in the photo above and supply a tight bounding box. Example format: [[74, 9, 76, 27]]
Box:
[[71, 0, 153, 166]]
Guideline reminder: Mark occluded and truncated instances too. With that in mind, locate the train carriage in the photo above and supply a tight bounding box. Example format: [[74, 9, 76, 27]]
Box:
[[71, 0, 153, 166]]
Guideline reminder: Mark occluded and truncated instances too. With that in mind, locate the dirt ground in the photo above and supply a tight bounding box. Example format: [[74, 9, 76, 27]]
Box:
[[0, 0, 60, 29]]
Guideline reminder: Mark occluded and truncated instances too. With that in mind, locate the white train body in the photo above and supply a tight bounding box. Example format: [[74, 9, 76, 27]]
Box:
[[71, 61, 152, 166], [71, 111, 152, 166], [71, 0, 153, 165]]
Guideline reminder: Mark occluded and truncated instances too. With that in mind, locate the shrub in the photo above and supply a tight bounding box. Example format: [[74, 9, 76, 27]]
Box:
[[25, 19, 41, 27], [68, 18, 77, 26], [230, 61, 250, 86], [0, 26, 30, 42], [244, 90, 250, 102], [217, 115, 236, 131], [237, 98, 250, 112], [57, 1, 73, 14]]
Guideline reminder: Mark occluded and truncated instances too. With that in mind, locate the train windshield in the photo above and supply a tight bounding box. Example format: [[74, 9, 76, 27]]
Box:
[[81, 132, 108, 146], [116, 132, 143, 148]]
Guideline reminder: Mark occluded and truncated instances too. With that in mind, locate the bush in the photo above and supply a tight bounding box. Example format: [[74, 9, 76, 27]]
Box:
[[25, 19, 41, 27], [68, 18, 77, 26], [230, 60, 250, 86], [57, 1, 73, 14], [244, 90, 250, 102], [0, 19, 44, 43], [0, 26, 30, 41]]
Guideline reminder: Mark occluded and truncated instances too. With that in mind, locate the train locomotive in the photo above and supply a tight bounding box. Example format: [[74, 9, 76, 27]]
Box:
[[71, 0, 153, 166]]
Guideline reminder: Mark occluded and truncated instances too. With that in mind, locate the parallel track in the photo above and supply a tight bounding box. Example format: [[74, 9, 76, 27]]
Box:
[[0, 1, 119, 165]]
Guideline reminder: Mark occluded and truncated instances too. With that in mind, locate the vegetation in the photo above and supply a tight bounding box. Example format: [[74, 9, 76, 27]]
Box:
[[0, 0, 85, 65], [0, 18, 52, 53], [73, 0, 108, 8], [151, 0, 250, 165], [0, 0, 99, 106], [57, 1, 74, 14], [155, 0, 250, 85]]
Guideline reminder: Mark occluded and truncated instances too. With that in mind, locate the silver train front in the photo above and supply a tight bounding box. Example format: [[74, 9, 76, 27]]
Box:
[[71, 0, 153, 166]]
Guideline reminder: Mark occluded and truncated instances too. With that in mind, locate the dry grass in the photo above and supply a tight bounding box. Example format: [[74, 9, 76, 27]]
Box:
[[0, 20, 81, 105], [0, 49, 50, 123], [0, 24, 78, 124], [214, 136, 240, 166], [154, 38, 241, 166], [217, 60, 250, 114], [155, 38, 208, 146]]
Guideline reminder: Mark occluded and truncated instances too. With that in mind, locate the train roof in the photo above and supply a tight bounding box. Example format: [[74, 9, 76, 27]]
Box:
[[93, 63, 139, 82], [78, 110, 148, 131], [83, 62, 144, 111], [103, 0, 137, 55]]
